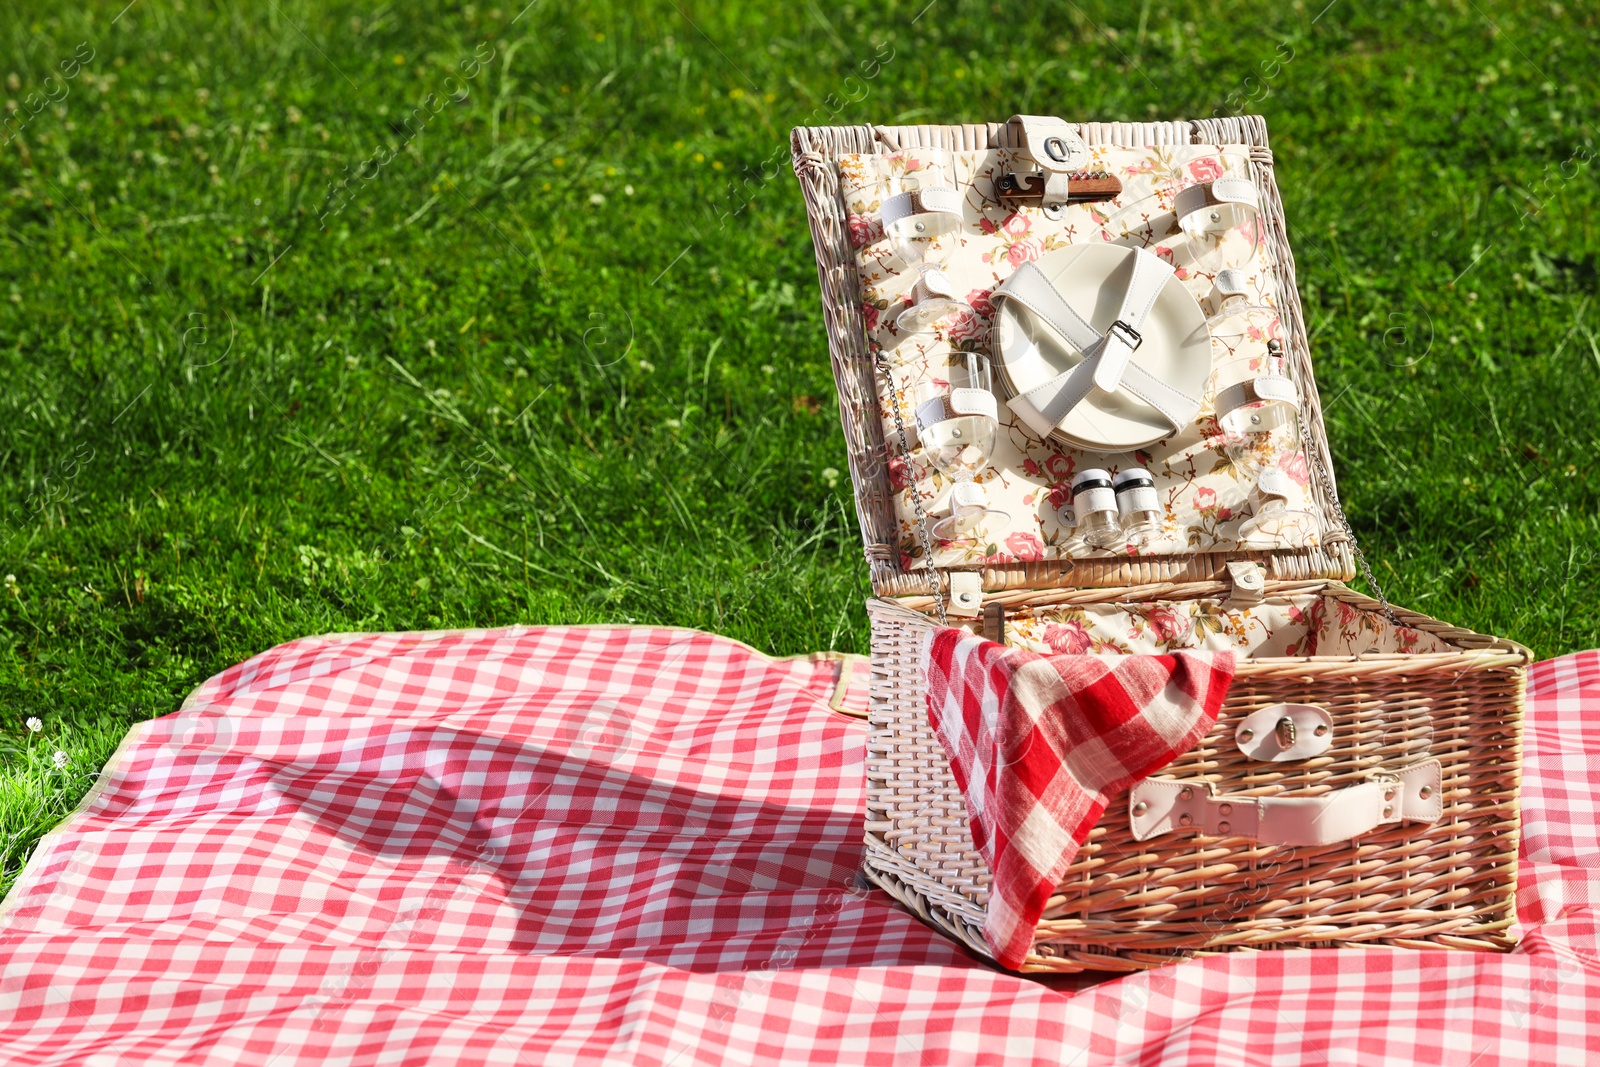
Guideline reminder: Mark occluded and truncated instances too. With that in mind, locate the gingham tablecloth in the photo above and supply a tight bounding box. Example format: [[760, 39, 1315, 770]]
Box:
[[0, 627, 1595, 1066]]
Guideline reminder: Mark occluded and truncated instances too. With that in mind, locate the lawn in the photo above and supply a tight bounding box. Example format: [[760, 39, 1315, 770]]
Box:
[[0, 0, 1595, 896]]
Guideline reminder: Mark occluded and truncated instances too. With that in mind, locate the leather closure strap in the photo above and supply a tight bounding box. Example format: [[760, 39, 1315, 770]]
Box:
[[1091, 248, 1169, 394], [1005, 115, 1090, 208], [990, 261, 1102, 353], [944, 570, 983, 617], [1128, 760, 1444, 846]]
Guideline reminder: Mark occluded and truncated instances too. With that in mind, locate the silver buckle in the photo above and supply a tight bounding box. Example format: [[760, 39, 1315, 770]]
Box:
[[1108, 319, 1143, 351]]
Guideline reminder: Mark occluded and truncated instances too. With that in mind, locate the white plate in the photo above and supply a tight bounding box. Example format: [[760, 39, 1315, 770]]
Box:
[[994, 243, 1212, 452]]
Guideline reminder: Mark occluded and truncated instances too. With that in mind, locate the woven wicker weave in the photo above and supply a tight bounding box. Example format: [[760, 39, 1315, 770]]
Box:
[[791, 117, 1530, 972]]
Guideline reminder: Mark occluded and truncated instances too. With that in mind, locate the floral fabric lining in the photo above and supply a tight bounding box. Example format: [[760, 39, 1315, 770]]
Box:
[[1005, 595, 1452, 658], [838, 145, 1316, 571]]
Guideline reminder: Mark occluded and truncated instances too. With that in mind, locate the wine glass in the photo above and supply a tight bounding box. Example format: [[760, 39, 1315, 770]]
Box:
[[1213, 340, 1322, 548], [1210, 311, 1296, 438], [913, 350, 1009, 540], [1173, 173, 1265, 276], [1091, 156, 1263, 280], [882, 150, 971, 332]]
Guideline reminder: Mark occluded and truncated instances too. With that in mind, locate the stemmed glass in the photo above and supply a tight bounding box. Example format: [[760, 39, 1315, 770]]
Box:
[[1212, 337, 1322, 548], [881, 150, 971, 332], [1173, 174, 1265, 276], [1094, 162, 1264, 284], [913, 350, 1009, 540]]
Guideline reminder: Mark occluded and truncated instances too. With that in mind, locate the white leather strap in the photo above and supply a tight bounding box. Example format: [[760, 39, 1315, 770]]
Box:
[[1091, 248, 1173, 394], [913, 267, 959, 301], [989, 262, 1101, 351], [1213, 373, 1300, 423], [1006, 115, 1090, 208], [993, 250, 1192, 436], [880, 187, 965, 231], [1214, 268, 1250, 299], [1255, 468, 1296, 501], [1234, 703, 1333, 762], [915, 388, 998, 429], [949, 387, 998, 420], [897, 268, 967, 331], [945, 570, 983, 617], [1129, 760, 1443, 846], [1173, 177, 1260, 234], [949, 480, 987, 509], [1113, 363, 1205, 433]]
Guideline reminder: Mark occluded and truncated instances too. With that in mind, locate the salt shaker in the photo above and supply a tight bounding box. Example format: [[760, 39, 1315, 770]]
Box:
[[1071, 469, 1123, 548], [1114, 468, 1162, 546]]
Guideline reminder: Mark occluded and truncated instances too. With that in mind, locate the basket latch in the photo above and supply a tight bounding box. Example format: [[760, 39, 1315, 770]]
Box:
[[1235, 703, 1333, 762], [1000, 114, 1100, 214], [1225, 560, 1266, 605]]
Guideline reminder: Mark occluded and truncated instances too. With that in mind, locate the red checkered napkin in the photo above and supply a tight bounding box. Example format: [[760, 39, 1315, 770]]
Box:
[[923, 627, 1235, 969]]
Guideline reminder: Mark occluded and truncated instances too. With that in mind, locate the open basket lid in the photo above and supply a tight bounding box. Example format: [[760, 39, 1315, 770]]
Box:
[[790, 116, 1358, 600]]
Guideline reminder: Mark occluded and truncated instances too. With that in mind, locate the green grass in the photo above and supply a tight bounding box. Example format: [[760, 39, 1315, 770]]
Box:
[[0, 0, 1595, 896]]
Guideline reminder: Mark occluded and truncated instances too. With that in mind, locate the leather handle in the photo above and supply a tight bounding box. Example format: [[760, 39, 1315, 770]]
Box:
[[1128, 760, 1443, 847]]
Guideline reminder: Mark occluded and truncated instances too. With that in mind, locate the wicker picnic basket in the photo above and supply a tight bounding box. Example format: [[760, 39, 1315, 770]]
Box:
[[790, 116, 1530, 972]]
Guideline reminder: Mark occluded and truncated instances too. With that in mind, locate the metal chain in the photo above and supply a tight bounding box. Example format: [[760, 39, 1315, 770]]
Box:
[[875, 351, 948, 626], [1299, 404, 1399, 625]]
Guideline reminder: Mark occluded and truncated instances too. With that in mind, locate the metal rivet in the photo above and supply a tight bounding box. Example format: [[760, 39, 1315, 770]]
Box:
[[1383, 806, 1393, 818], [1179, 813, 1193, 826], [1314, 724, 1329, 737], [1419, 786, 1433, 799], [1178, 787, 1194, 801], [914, 221, 927, 233], [1132, 802, 1148, 816], [1209, 211, 1221, 222], [1217, 821, 1231, 834], [1219, 803, 1232, 815], [1239, 729, 1254, 743], [1384, 788, 1395, 801]]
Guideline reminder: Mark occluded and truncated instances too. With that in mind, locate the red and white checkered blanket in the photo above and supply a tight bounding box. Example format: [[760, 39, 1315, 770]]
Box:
[[922, 628, 1235, 968], [0, 626, 1596, 1065]]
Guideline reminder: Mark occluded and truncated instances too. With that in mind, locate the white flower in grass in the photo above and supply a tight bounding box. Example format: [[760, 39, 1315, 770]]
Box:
[[52, 750, 69, 769], [26, 717, 42, 733]]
